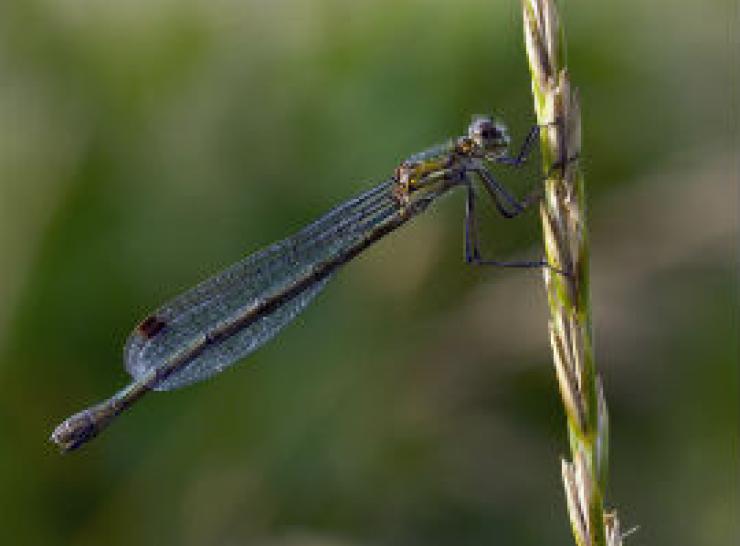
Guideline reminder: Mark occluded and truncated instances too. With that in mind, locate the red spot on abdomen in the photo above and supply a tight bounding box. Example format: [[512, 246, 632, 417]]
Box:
[[137, 315, 166, 339]]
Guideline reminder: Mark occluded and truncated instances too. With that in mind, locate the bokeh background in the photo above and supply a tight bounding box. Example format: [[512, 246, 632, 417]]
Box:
[[0, 0, 736, 545]]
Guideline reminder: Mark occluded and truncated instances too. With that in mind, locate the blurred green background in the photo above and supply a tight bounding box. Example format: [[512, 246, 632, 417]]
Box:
[[0, 0, 736, 544]]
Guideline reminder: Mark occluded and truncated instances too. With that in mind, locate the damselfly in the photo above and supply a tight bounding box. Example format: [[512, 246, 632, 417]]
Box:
[[51, 115, 551, 452]]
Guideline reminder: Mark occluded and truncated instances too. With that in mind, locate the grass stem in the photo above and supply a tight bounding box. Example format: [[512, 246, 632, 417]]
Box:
[[521, 1, 624, 544]]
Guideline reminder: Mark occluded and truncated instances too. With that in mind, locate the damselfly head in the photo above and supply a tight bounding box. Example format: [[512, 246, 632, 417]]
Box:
[[468, 115, 510, 158]]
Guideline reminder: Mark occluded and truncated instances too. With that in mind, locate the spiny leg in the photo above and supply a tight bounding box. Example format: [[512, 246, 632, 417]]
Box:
[[495, 123, 542, 167], [473, 148, 580, 220], [473, 165, 541, 219], [464, 181, 481, 262], [463, 173, 566, 273], [495, 119, 567, 168]]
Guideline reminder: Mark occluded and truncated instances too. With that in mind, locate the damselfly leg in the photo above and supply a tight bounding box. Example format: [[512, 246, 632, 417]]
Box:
[[493, 122, 543, 167], [463, 176, 552, 269], [463, 122, 572, 273]]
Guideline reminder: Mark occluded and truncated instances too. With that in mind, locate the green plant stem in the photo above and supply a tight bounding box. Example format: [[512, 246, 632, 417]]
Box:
[[520, 1, 623, 545]]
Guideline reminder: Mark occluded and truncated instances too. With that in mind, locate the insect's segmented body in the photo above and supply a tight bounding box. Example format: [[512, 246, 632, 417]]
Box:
[[51, 115, 522, 452]]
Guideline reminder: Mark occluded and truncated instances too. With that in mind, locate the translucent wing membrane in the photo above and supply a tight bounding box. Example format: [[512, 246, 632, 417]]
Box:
[[124, 180, 398, 390], [50, 114, 526, 452]]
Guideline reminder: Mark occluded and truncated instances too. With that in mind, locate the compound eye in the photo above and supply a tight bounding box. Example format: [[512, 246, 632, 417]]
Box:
[[481, 125, 501, 140], [469, 116, 505, 142], [469, 116, 493, 138]]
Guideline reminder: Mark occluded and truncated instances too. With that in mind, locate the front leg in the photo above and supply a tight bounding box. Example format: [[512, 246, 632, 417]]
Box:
[[494, 120, 563, 168], [463, 173, 566, 274], [472, 165, 542, 219]]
